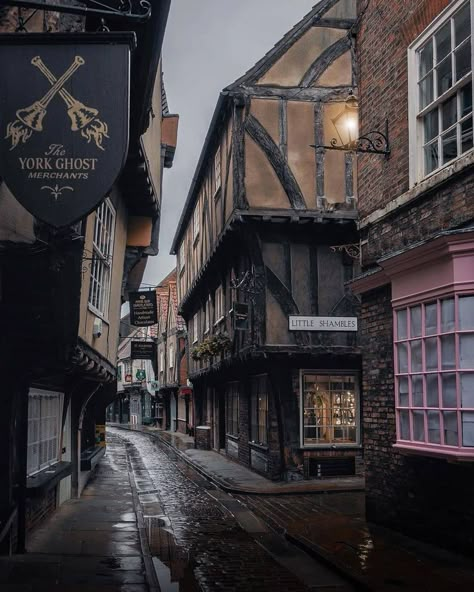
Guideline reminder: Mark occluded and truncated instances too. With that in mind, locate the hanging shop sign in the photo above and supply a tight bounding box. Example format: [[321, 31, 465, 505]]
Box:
[[289, 316, 358, 332], [131, 340, 155, 360], [135, 369, 146, 381], [129, 291, 158, 326], [0, 32, 135, 228]]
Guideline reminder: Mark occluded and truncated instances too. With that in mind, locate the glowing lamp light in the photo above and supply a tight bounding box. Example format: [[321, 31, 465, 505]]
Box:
[[332, 92, 359, 149]]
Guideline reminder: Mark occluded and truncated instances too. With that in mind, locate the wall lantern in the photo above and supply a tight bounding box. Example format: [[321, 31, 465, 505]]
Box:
[[311, 92, 390, 157]]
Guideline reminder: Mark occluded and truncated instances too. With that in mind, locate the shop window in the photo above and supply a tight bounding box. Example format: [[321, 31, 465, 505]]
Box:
[[302, 373, 358, 446], [27, 389, 64, 476], [88, 198, 116, 318], [226, 381, 239, 436], [409, 0, 473, 183], [394, 295, 474, 456], [250, 375, 268, 446]]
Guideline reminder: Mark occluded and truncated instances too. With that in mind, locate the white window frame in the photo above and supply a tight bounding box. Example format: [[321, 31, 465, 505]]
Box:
[[169, 344, 174, 368], [179, 241, 186, 272], [214, 285, 225, 324], [394, 294, 474, 458], [214, 145, 222, 196], [299, 371, 360, 448], [159, 349, 164, 374], [204, 296, 211, 334], [88, 198, 116, 319], [192, 313, 199, 344], [193, 203, 200, 244], [408, 0, 474, 186], [27, 389, 64, 476]]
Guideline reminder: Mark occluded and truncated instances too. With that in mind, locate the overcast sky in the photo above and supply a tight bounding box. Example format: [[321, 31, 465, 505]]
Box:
[[142, 0, 319, 286]]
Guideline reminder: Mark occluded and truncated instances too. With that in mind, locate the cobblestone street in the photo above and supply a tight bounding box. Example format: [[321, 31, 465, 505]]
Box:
[[116, 427, 353, 592]]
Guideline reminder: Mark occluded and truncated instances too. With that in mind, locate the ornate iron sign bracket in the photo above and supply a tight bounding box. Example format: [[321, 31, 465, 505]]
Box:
[[312, 119, 390, 157], [0, 0, 152, 23]]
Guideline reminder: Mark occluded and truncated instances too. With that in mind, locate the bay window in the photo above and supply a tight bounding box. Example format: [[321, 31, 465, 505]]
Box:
[[409, 0, 473, 183], [394, 294, 474, 455]]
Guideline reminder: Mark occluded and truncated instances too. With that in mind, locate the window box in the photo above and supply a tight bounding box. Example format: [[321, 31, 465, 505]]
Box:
[[409, 0, 474, 186]]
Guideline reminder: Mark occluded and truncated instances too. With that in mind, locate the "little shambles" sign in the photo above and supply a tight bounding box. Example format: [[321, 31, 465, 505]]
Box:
[[0, 32, 135, 227], [289, 316, 358, 332]]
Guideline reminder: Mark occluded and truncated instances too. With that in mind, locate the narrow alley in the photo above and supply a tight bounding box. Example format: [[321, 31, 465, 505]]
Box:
[[0, 428, 353, 592]]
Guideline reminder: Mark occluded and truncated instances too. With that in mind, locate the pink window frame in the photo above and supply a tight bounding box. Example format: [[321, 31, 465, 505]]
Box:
[[393, 293, 474, 460]]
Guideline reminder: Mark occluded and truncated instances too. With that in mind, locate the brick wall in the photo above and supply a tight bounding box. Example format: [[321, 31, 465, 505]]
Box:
[[361, 286, 474, 555], [362, 168, 474, 266], [357, 0, 452, 220]]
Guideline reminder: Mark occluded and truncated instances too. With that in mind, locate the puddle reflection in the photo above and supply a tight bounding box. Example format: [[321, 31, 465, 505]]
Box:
[[146, 516, 201, 592]]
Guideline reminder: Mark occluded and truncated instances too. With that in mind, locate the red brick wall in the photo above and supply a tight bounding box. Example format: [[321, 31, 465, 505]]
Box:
[[357, 0, 451, 220]]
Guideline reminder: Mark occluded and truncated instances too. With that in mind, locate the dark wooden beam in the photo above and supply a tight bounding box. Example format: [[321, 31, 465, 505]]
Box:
[[312, 18, 356, 29], [300, 36, 352, 87], [232, 99, 247, 209], [279, 99, 288, 159], [233, 86, 351, 102], [265, 266, 309, 346], [314, 102, 325, 207], [245, 114, 307, 210]]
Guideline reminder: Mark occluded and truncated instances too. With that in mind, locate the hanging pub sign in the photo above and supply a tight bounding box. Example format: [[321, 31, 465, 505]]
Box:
[[129, 290, 158, 326], [0, 32, 135, 228], [131, 340, 156, 360]]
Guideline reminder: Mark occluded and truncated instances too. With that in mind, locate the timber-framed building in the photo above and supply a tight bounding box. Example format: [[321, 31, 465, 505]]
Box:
[[171, 0, 362, 480]]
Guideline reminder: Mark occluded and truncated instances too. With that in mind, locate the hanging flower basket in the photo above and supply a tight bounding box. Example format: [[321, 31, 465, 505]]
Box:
[[191, 333, 232, 361]]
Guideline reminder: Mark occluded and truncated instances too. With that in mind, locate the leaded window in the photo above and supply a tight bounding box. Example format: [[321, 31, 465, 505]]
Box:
[[88, 198, 115, 318], [395, 295, 474, 453], [27, 389, 64, 476], [302, 373, 358, 446], [410, 0, 473, 180], [250, 375, 268, 445]]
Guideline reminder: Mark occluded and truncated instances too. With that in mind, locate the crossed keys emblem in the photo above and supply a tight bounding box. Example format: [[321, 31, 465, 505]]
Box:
[[6, 55, 109, 151]]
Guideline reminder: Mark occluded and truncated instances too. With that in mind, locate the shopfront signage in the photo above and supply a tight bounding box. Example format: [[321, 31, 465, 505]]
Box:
[[289, 316, 358, 332], [0, 33, 134, 227], [131, 340, 155, 360], [129, 290, 158, 326]]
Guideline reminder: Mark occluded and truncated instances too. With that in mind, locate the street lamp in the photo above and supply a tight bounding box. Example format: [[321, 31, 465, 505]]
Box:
[[311, 92, 390, 157]]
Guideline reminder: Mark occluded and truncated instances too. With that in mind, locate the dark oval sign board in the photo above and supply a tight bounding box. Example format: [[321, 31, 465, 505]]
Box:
[[0, 33, 135, 228]]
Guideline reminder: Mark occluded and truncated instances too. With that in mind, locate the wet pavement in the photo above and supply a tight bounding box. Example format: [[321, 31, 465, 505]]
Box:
[[0, 431, 151, 591], [117, 426, 353, 592], [117, 425, 474, 592], [0, 427, 353, 591], [119, 425, 364, 495]]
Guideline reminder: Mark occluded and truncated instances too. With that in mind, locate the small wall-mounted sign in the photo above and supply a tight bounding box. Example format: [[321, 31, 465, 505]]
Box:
[[0, 33, 134, 228], [289, 316, 358, 332], [125, 374, 132, 383], [131, 340, 155, 360], [129, 291, 158, 326]]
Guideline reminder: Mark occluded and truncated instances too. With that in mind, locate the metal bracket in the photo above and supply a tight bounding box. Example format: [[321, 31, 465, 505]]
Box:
[[0, 0, 152, 23], [312, 119, 390, 157], [330, 243, 361, 259]]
